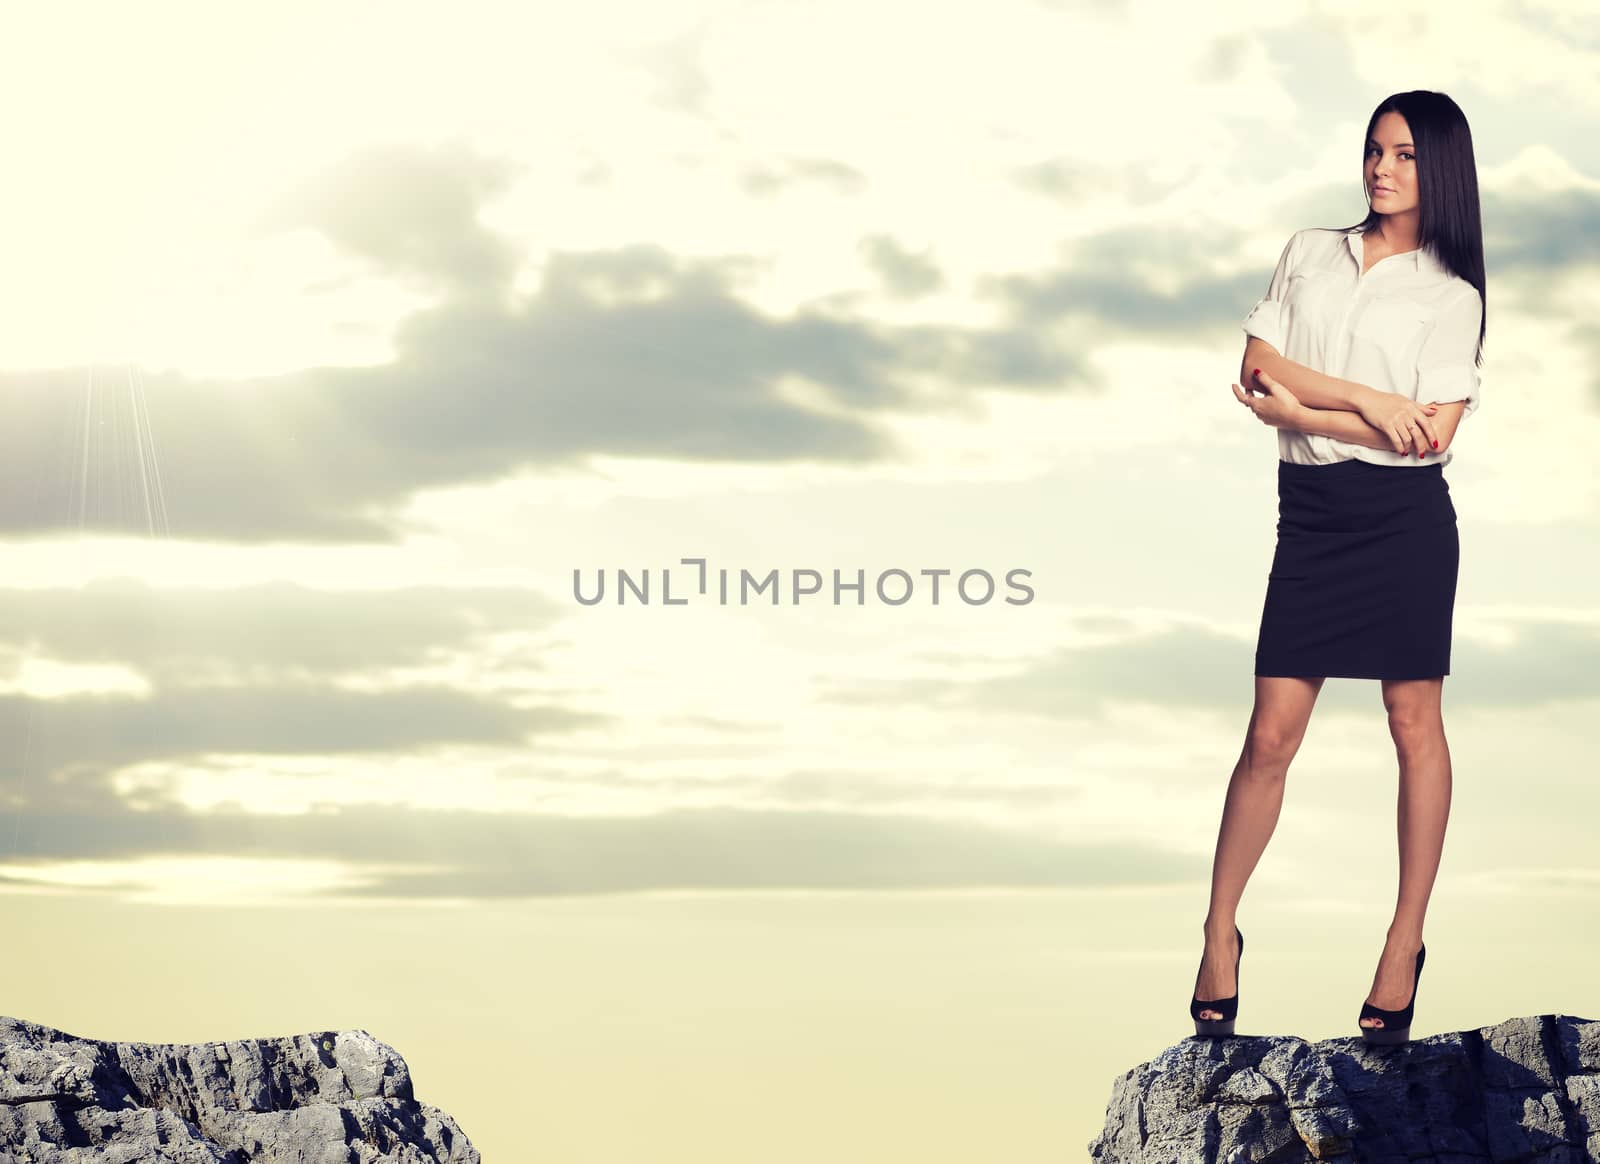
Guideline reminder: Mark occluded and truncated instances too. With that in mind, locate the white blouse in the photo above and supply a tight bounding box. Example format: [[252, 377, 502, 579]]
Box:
[[1241, 225, 1483, 468]]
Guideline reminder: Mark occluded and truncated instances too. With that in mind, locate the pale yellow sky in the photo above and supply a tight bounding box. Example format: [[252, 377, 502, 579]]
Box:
[[3, 0, 1598, 1159]]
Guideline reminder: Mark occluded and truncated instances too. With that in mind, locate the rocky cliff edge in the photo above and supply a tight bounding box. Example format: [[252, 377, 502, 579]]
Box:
[[1090, 1013, 1600, 1163], [0, 1015, 478, 1163]]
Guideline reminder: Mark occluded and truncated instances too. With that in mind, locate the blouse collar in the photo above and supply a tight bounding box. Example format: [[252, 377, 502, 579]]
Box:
[[1344, 225, 1447, 277]]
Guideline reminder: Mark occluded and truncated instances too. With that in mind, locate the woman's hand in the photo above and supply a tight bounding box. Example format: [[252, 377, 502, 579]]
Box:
[[1355, 388, 1441, 456], [1232, 368, 1303, 429]]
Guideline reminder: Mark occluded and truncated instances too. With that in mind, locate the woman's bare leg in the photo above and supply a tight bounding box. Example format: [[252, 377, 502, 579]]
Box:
[[1359, 676, 1451, 1030], [1195, 675, 1326, 1019]]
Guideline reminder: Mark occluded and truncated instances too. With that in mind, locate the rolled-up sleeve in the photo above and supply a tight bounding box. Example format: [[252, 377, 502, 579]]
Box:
[[1415, 286, 1484, 417], [1240, 231, 1298, 352]]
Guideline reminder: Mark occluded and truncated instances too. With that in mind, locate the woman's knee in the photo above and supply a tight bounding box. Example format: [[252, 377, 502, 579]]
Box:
[[1386, 705, 1444, 754], [1244, 721, 1304, 771]]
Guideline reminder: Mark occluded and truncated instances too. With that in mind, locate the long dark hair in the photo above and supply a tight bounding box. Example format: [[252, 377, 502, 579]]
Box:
[[1342, 90, 1486, 365]]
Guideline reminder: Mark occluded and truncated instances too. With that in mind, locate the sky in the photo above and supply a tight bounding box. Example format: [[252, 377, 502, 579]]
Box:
[[3, 0, 1598, 1159]]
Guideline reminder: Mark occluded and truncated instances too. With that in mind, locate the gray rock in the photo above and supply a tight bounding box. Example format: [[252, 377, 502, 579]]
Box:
[[1089, 1014, 1600, 1162], [0, 1015, 478, 1162]]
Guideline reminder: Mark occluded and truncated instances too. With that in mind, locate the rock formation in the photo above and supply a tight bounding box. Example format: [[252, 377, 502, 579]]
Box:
[[0, 1015, 478, 1162], [1090, 1014, 1600, 1162]]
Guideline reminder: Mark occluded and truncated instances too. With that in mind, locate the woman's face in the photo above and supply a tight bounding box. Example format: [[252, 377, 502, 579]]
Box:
[[1365, 111, 1419, 216]]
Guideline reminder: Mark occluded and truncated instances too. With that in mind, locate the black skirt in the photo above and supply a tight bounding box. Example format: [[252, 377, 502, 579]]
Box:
[[1254, 458, 1459, 680]]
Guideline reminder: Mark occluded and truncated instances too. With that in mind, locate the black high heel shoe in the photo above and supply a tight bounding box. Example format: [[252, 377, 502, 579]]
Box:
[[1358, 941, 1426, 1045], [1190, 925, 1244, 1037]]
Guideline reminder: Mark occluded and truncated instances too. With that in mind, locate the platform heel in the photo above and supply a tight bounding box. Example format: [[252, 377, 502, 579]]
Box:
[[1358, 942, 1426, 1045], [1190, 925, 1244, 1038]]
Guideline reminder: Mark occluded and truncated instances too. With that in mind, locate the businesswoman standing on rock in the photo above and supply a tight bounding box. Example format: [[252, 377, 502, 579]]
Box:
[[1188, 90, 1487, 1045]]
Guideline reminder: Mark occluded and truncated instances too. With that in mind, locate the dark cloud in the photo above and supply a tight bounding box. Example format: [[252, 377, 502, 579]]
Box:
[[0, 233, 1109, 540], [1, 605, 1594, 900], [332, 807, 1194, 898], [0, 763, 1197, 897], [1010, 157, 1196, 209], [1482, 186, 1600, 271], [0, 139, 1085, 543], [1440, 618, 1600, 707], [0, 578, 585, 772], [985, 238, 1267, 333], [1, 138, 1591, 544], [248, 139, 525, 296], [0, 685, 593, 774], [821, 615, 1600, 715], [857, 234, 945, 298], [0, 250, 921, 542], [819, 621, 1256, 715], [0, 578, 558, 677], [738, 155, 868, 198]]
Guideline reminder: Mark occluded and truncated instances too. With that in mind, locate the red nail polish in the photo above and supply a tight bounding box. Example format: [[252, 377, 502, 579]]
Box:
[[1432, 440, 1438, 449], [1252, 368, 1261, 377]]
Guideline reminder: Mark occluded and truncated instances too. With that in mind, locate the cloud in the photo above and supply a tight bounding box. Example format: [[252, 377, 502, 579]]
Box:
[[985, 226, 1271, 334], [250, 140, 527, 297], [0, 578, 558, 677], [0, 134, 1238, 543], [0, 685, 590, 776], [737, 155, 868, 198], [1, 220, 1113, 541], [821, 614, 1600, 714], [0, 248, 917, 542], [3, 125, 1593, 546], [1483, 186, 1600, 271], [857, 234, 946, 298], [0, 764, 1200, 898], [0, 578, 587, 773]]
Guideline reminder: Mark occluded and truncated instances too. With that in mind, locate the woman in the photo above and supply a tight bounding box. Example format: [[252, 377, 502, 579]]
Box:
[[1189, 90, 1486, 1045]]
